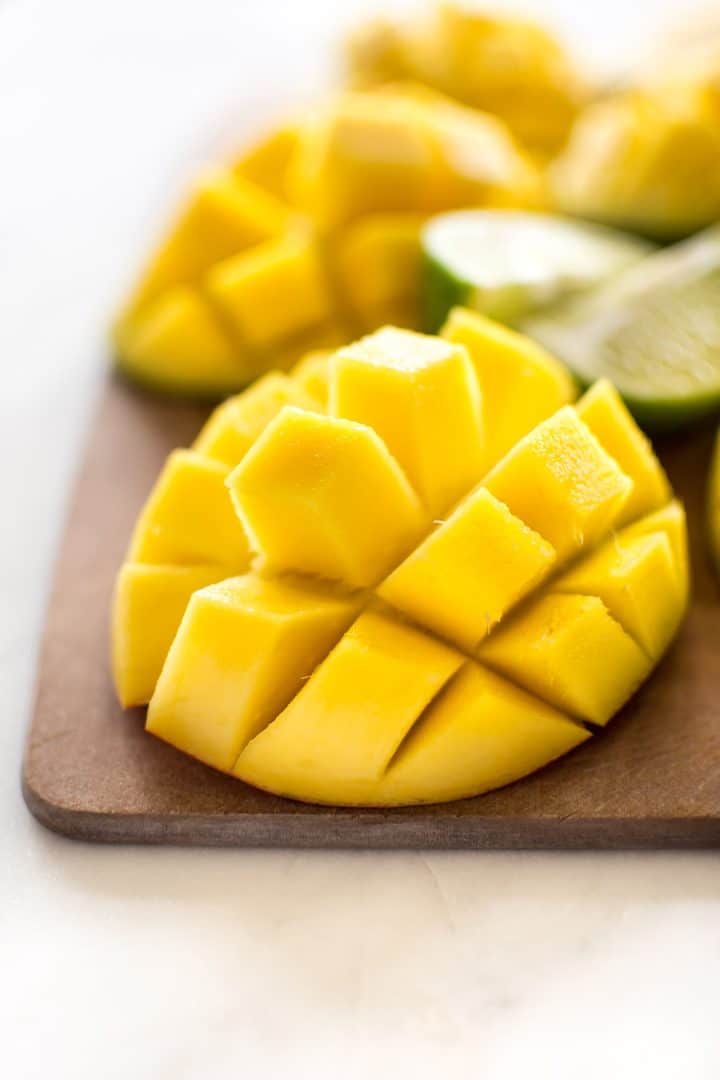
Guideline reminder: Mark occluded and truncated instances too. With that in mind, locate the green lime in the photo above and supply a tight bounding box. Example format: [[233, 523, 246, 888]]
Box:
[[421, 210, 652, 332], [524, 226, 720, 431]]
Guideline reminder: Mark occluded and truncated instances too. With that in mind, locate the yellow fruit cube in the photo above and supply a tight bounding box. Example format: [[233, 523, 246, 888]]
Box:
[[377, 664, 589, 805], [483, 405, 632, 562], [206, 232, 334, 350], [618, 500, 690, 601], [193, 372, 318, 467], [123, 170, 290, 316], [116, 287, 254, 396], [479, 593, 651, 726], [128, 449, 250, 569], [234, 608, 463, 800], [330, 326, 485, 515], [112, 563, 227, 707], [441, 307, 576, 463], [576, 380, 671, 525], [232, 123, 303, 202], [147, 575, 362, 772], [290, 350, 333, 408], [378, 487, 556, 649], [554, 532, 682, 659], [333, 213, 425, 329], [228, 406, 429, 587]]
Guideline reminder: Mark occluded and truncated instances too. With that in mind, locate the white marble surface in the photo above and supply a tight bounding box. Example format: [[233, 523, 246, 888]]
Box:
[[1, 1, 719, 1077]]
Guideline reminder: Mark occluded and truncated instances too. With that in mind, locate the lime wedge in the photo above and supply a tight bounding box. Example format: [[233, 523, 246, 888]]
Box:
[[524, 227, 720, 431], [421, 210, 652, 332]]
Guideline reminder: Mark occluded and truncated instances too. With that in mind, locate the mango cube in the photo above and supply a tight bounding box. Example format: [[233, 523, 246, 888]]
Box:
[[621, 499, 689, 599], [147, 575, 362, 772], [228, 406, 428, 587], [117, 287, 253, 395], [483, 406, 632, 562], [128, 449, 250, 569], [333, 213, 425, 329], [193, 373, 318, 467], [112, 563, 227, 707], [232, 123, 303, 202], [330, 326, 485, 515], [479, 593, 650, 726], [378, 487, 556, 649], [576, 380, 671, 525], [554, 531, 682, 659], [441, 307, 576, 464], [290, 350, 333, 408], [206, 232, 334, 350], [234, 608, 463, 799]]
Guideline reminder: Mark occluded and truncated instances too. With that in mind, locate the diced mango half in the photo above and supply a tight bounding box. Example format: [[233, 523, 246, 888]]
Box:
[[228, 406, 429, 587], [483, 405, 632, 563], [116, 287, 254, 397], [330, 326, 485, 515], [121, 170, 290, 318], [128, 449, 250, 569], [193, 372, 318, 467], [112, 563, 227, 707], [234, 608, 463, 800], [147, 575, 362, 772], [554, 531, 682, 659], [441, 307, 576, 463], [378, 487, 556, 649], [576, 379, 671, 525], [290, 350, 333, 408], [479, 593, 651, 726], [232, 122, 303, 202], [206, 231, 334, 351], [333, 213, 426, 330]]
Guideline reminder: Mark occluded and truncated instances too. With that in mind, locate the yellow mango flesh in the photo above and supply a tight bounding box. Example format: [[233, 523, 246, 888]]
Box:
[[333, 213, 426, 330], [330, 326, 485, 516], [290, 350, 332, 408], [620, 500, 689, 599], [228, 406, 429, 587], [128, 449, 250, 570], [193, 372, 318, 467], [378, 487, 556, 650], [234, 608, 463, 797], [206, 232, 334, 350], [483, 406, 632, 563], [116, 287, 254, 396], [576, 379, 671, 525], [554, 532, 682, 659], [232, 123, 303, 202], [479, 593, 651, 726], [147, 575, 362, 772], [441, 307, 576, 464], [112, 563, 227, 707]]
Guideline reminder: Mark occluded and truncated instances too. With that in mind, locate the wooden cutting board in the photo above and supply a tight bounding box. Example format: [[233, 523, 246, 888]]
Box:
[[22, 378, 720, 848]]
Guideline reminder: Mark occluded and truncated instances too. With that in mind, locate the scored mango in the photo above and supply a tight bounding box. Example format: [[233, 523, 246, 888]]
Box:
[[114, 320, 689, 806]]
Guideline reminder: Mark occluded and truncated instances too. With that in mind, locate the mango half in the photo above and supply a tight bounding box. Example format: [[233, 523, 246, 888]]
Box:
[[113, 87, 542, 398], [112, 318, 689, 806]]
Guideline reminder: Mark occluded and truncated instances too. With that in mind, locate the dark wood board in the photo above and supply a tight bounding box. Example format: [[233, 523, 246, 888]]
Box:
[[22, 378, 720, 848]]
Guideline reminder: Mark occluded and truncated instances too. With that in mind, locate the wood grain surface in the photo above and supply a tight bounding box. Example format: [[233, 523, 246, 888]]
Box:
[[22, 378, 720, 848]]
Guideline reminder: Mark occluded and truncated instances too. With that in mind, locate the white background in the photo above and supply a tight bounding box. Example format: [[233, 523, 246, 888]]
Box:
[[2, 1, 719, 1077]]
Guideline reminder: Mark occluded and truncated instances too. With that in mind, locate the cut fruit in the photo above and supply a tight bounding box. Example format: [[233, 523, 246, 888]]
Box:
[[553, 531, 683, 659], [483, 406, 632, 562], [575, 379, 671, 525], [422, 210, 651, 332], [378, 487, 556, 650], [479, 593, 651, 726], [710, 430, 720, 575], [234, 608, 463, 798], [228, 406, 429, 587], [192, 372, 318, 467], [112, 563, 227, 707], [524, 228, 720, 430], [330, 326, 485, 515], [441, 307, 575, 463], [206, 232, 333, 350], [621, 500, 689, 599], [147, 575, 362, 772], [115, 287, 254, 398], [290, 350, 333, 408], [128, 449, 251, 569], [232, 122, 303, 202]]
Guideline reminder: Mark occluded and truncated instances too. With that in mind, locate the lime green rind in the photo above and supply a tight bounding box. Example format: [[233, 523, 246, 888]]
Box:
[[422, 251, 471, 333]]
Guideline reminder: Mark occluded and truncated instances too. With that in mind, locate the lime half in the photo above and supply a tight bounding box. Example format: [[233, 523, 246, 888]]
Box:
[[524, 227, 720, 431], [421, 210, 652, 332]]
